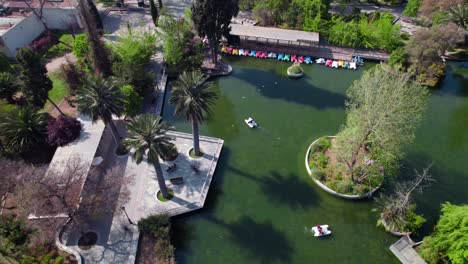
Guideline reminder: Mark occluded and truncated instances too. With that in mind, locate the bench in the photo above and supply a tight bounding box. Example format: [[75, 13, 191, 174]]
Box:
[[170, 177, 184, 185]]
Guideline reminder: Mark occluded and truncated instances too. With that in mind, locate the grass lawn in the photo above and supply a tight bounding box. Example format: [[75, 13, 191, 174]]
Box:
[[43, 31, 74, 60], [43, 73, 69, 112]]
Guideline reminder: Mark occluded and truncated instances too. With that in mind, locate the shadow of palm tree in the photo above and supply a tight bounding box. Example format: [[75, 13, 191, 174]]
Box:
[[225, 216, 293, 264]]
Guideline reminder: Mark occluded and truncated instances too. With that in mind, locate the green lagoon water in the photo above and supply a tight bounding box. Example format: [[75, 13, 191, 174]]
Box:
[[162, 57, 468, 264]]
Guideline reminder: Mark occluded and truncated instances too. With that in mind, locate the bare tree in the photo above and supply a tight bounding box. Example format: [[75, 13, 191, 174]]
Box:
[[375, 165, 435, 232], [0, 159, 46, 213]]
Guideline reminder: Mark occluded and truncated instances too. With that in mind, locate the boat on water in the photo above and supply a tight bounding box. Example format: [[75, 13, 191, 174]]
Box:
[[311, 225, 332, 237], [244, 117, 258, 128]]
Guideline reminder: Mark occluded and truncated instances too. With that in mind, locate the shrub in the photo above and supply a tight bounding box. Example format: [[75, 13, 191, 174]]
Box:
[[72, 34, 91, 60], [314, 152, 329, 169], [311, 168, 326, 181], [28, 31, 58, 54], [59, 59, 85, 94], [310, 137, 331, 153], [402, 0, 421, 17], [288, 65, 303, 74], [138, 215, 175, 264], [388, 47, 409, 70], [47, 116, 82, 147], [0, 215, 30, 258], [119, 84, 143, 117], [335, 180, 354, 194], [404, 208, 426, 233], [0, 53, 10, 72]]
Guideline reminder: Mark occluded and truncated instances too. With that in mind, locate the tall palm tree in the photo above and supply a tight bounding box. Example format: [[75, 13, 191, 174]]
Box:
[[0, 107, 48, 153], [170, 71, 217, 156], [123, 115, 177, 199], [76, 75, 126, 152], [441, 4, 467, 30]]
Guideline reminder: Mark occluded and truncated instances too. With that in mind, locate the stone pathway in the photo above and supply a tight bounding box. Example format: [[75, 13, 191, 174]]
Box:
[[46, 52, 77, 74]]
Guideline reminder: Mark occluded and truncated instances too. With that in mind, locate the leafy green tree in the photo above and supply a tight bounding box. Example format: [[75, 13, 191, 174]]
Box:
[[124, 115, 177, 199], [159, 15, 204, 74], [112, 27, 156, 89], [0, 107, 48, 153], [284, 0, 305, 29], [388, 47, 410, 70], [440, 3, 468, 29], [419, 203, 468, 264], [149, 0, 159, 26], [120, 84, 143, 118], [403, 0, 421, 17], [302, 0, 330, 33], [78, 0, 112, 77], [333, 65, 429, 182], [0, 72, 19, 104], [253, 0, 288, 26], [192, 0, 239, 64], [170, 71, 217, 156], [16, 48, 65, 115], [76, 76, 126, 152]]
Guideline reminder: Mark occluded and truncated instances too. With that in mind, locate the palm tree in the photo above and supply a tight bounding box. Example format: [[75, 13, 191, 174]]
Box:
[[441, 4, 467, 30], [123, 115, 177, 199], [76, 75, 126, 152], [170, 71, 217, 156], [0, 72, 19, 104], [0, 107, 48, 153]]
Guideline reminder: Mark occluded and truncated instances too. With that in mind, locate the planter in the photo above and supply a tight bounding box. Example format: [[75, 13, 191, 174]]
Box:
[[305, 136, 382, 199], [287, 68, 304, 78]]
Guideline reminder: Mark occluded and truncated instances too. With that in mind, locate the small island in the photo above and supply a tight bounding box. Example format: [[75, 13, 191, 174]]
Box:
[[287, 62, 304, 78]]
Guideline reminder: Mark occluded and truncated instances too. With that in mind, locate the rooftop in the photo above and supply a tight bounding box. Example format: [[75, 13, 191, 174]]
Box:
[[4, 0, 77, 9], [230, 24, 319, 43], [0, 16, 25, 34]]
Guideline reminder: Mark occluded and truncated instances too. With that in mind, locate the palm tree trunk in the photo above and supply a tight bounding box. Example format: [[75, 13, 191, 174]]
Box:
[[157, 0, 162, 8], [153, 158, 169, 198], [107, 120, 124, 151], [192, 118, 200, 156], [48, 97, 65, 116]]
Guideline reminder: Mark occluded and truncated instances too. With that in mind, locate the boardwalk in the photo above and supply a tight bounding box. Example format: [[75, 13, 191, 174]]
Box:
[[389, 235, 426, 264]]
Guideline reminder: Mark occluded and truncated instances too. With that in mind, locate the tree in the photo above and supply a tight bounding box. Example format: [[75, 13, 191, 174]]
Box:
[[157, 0, 163, 8], [419, 0, 465, 20], [253, 0, 288, 26], [0, 107, 48, 154], [16, 48, 64, 115], [170, 71, 217, 156], [76, 76, 126, 152], [333, 65, 429, 182], [77, 0, 112, 77], [0, 215, 30, 259], [111, 27, 156, 89], [0, 159, 46, 212], [47, 115, 82, 147], [0, 72, 19, 104], [302, 0, 330, 33], [149, 0, 159, 27], [419, 202, 468, 264], [123, 115, 177, 199], [159, 15, 204, 74], [375, 165, 434, 233], [120, 84, 143, 118], [192, 0, 239, 64], [402, 0, 421, 17], [440, 3, 468, 29]]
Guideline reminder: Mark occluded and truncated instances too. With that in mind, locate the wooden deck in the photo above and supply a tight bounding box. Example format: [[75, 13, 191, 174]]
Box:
[[389, 235, 427, 264], [238, 40, 389, 61]]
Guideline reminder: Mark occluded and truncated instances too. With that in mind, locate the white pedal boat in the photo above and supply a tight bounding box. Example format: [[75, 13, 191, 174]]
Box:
[[311, 225, 331, 237], [244, 117, 258, 128]]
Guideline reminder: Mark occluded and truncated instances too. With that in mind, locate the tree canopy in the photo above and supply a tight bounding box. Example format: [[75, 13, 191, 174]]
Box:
[[333, 65, 429, 183], [419, 203, 468, 264], [192, 0, 239, 62]]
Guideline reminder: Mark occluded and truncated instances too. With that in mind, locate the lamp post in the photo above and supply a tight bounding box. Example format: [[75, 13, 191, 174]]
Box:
[[121, 206, 135, 225]]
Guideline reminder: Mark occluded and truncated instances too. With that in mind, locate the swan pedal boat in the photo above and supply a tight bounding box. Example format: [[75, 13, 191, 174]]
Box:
[[311, 225, 332, 237], [244, 117, 258, 128]]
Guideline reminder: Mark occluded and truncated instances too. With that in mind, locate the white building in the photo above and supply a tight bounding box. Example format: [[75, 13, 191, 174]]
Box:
[[0, 0, 82, 58]]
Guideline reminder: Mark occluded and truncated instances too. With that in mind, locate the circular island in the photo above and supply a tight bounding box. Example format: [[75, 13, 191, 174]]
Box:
[[287, 62, 304, 78], [305, 136, 383, 199]]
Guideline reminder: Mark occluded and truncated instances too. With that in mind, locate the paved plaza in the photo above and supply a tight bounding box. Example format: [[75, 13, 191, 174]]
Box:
[[124, 131, 224, 220]]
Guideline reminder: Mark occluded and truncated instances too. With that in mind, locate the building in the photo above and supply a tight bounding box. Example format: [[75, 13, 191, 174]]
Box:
[[0, 0, 82, 58]]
